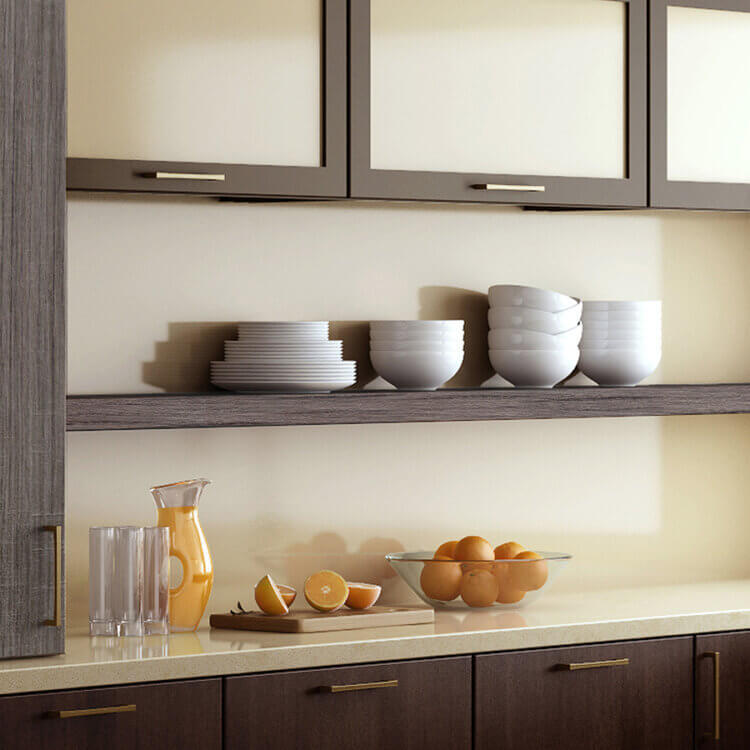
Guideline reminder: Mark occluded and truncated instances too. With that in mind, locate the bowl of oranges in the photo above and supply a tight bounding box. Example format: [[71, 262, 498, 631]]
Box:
[[386, 536, 571, 609]]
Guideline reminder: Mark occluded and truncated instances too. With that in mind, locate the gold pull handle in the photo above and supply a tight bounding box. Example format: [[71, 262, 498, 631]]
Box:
[[48, 704, 137, 719], [322, 679, 399, 693], [703, 651, 720, 741], [43, 525, 62, 627], [144, 171, 226, 182], [558, 658, 630, 671], [472, 183, 546, 193]]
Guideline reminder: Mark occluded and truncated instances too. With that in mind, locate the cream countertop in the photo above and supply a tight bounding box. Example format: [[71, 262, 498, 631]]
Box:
[[2, 580, 750, 696]]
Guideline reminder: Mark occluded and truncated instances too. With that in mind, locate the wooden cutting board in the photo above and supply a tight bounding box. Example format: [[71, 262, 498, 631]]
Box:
[[210, 605, 434, 633]]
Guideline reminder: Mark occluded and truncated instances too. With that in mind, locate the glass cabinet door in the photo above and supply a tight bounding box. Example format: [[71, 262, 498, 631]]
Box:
[[651, 0, 750, 209], [350, 0, 647, 207], [67, 0, 346, 197]]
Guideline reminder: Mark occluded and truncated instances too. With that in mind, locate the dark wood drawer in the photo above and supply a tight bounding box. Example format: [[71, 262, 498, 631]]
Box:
[[0, 678, 221, 750], [476, 637, 693, 750], [225, 657, 471, 750]]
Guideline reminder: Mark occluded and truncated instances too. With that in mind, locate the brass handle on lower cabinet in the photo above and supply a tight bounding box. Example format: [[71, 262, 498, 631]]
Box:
[[703, 651, 720, 741], [322, 680, 399, 693], [145, 171, 226, 182], [471, 183, 546, 193], [558, 658, 630, 671], [48, 704, 136, 719], [43, 525, 62, 627]]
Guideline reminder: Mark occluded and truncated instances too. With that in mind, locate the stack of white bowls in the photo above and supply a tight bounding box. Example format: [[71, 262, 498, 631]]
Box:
[[487, 285, 582, 388], [210, 321, 356, 393], [579, 301, 662, 386], [369, 321, 464, 390]]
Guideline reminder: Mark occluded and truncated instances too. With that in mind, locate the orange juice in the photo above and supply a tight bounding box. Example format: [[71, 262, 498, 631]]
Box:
[[151, 479, 213, 632]]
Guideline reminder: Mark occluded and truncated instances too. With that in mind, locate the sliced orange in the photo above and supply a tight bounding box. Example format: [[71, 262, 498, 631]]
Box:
[[345, 582, 382, 610], [277, 584, 297, 608], [304, 570, 349, 612], [254, 574, 289, 616]]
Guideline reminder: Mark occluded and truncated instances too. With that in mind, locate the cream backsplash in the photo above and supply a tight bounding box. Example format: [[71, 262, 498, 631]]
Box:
[[66, 196, 750, 628]]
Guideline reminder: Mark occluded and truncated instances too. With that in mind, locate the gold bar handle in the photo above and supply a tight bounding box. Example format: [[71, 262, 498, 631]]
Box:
[[559, 658, 630, 671], [322, 679, 399, 693], [48, 704, 136, 719], [43, 525, 62, 627], [145, 172, 226, 182], [703, 651, 720, 741], [472, 183, 546, 193]]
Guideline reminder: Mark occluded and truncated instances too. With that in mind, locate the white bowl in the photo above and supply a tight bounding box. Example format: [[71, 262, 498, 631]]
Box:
[[582, 310, 662, 323], [581, 319, 661, 332], [370, 349, 464, 390], [583, 301, 661, 312], [488, 302, 582, 334], [489, 348, 580, 388], [582, 330, 662, 343], [488, 285, 578, 313], [578, 348, 661, 386], [371, 330, 464, 342], [488, 325, 582, 351], [370, 339, 464, 352], [581, 339, 661, 351], [370, 320, 464, 333]]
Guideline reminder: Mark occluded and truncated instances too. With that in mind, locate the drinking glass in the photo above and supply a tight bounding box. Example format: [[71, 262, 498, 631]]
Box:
[[113, 526, 144, 637], [89, 527, 116, 636], [143, 526, 170, 635]]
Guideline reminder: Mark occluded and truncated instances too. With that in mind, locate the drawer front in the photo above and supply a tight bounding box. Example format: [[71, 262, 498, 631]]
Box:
[[476, 638, 693, 750], [225, 657, 471, 750], [0, 678, 221, 750]]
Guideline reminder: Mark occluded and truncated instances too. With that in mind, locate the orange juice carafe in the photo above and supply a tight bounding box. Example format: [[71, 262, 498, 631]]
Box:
[[151, 479, 213, 632]]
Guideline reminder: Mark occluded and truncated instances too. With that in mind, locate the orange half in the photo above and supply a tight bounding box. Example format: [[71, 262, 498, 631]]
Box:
[[345, 582, 382, 610], [277, 584, 297, 608], [254, 574, 289, 616], [304, 570, 349, 612]]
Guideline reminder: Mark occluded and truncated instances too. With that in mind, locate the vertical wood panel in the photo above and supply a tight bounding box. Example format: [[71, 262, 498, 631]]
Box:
[[0, 0, 66, 658]]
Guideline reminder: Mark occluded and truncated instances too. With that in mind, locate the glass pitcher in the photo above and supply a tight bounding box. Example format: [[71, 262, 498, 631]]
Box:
[[150, 479, 213, 632]]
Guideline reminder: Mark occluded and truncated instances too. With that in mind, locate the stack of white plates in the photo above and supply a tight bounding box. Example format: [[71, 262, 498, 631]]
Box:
[[487, 285, 582, 388], [211, 322, 356, 393], [369, 321, 464, 390], [579, 301, 662, 386]]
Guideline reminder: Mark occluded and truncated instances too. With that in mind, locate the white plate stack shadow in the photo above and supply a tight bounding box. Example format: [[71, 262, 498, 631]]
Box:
[[487, 285, 582, 388], [211, 322, 356, 393]]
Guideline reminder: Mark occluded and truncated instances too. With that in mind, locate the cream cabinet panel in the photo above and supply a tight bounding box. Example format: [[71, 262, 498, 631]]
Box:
[[370, 0, 627, 178], [67, 0, 322, 167], [667, 6, 750, 184]]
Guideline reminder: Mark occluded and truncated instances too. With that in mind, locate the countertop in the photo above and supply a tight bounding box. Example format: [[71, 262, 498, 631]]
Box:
[[2, 580, 750, 696]]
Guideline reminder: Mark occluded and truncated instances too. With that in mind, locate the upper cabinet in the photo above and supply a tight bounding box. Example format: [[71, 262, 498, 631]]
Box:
[[650, 0, 750, 209], [66, 0, 347, 198], [349, 0, 648, 207]]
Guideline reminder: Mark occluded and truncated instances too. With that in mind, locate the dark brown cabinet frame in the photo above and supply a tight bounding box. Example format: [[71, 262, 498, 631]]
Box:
[[349, 0, 648, 208], [66, 0, 348, 199], [650, 0, 750, 210]]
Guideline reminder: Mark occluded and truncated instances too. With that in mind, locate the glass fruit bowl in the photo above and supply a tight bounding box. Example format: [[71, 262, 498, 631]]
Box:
[[386, 551, 572, 610]]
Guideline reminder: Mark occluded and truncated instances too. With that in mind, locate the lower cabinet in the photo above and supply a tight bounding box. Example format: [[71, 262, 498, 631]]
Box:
[[224, 656, 472, 750], [475, 637, 694, 750], [696, 631, 750, 748], [0, 678, 221, 750]]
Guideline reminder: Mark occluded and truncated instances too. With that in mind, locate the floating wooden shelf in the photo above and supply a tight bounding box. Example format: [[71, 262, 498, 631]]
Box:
[[66, 384, 750, 432]]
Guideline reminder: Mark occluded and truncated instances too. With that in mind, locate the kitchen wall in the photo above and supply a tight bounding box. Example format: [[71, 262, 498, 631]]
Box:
[[65, 196, 750, 628]]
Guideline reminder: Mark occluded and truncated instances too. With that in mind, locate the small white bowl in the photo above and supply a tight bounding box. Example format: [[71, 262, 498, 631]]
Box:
[[582, 310, 662, 322], [488, 302, 582, 334], [582, 330, 662, 343], [488, 325, 582, 351], [370, 349, 464, 390], [370, 331, 464, 343], [581, 319, 662, 332], [488, 285, 578, 313], [579, 348, 661, 386], [583, 301, 661, 312], [370, 339, 464, 352], [370, 320, 464, 332], [489, 347, 580, 388]]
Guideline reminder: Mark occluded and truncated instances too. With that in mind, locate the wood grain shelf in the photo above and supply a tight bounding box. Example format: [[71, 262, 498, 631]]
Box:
[[66, 384, 750, 432]]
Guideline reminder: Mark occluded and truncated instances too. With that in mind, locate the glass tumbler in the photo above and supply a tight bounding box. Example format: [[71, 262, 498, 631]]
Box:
[[143, 526, 170, 635], [89, 527, 116, 636], [113, 526, 144, 637]]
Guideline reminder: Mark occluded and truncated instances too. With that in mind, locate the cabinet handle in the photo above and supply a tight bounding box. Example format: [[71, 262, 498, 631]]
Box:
[[144, 171, 226, 182], [471, 183, 546, 193], [43, 525, 62, 627], [558, 658, 629, 671], [48, 704, 137, 719], [321, 679, 399, 693], [703, 651, 720, 741]]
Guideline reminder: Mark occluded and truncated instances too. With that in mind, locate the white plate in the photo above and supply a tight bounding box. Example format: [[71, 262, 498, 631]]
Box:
[[213, 381, 353, 393], [237, 321, 328, 330], [212, 361, 355, 370], [224, 354, 345, 362]]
